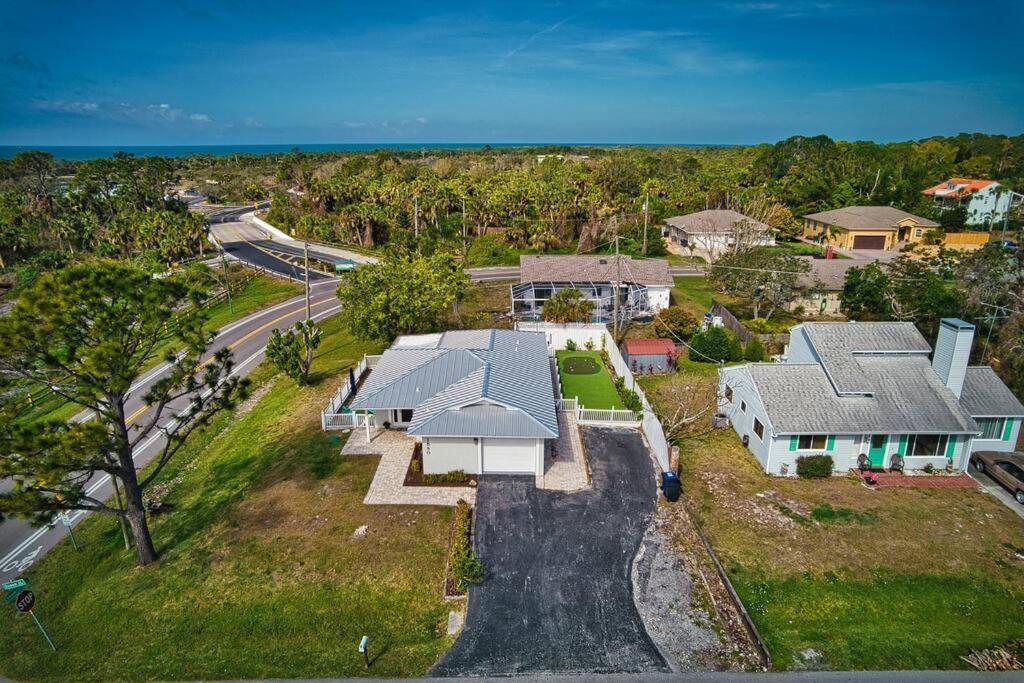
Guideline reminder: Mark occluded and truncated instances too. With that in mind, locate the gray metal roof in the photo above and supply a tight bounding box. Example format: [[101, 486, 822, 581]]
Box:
[[519, 255, 672, 286], [800, 322, 932, 395], [960, 367, 1024, 417], [802, 206, 939, 230], [351, 329, 558, 439], [737, 357, 978, 435]]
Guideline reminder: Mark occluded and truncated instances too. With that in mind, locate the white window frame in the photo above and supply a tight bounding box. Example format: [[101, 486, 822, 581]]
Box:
[[725, 385, 734, 402], [740, 400, 747, 413], [976, 417, 1006, 440], [752, 417, 765, 441]]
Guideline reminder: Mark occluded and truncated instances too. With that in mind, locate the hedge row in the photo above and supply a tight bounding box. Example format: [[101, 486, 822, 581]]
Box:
[[450, 499, 483, 592]]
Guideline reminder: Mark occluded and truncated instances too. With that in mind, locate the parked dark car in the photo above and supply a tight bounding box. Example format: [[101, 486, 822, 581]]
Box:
[[972, 451, 1024, 504]]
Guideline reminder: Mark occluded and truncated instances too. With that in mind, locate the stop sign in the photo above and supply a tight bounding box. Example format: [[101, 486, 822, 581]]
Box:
[[15, 590, 35, 613]]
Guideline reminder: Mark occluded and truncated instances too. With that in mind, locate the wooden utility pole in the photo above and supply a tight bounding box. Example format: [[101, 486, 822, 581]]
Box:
[[414, 195, 419, 240], [642, 191, 650, 256], [462, 196, 468, 254], [304, 240, 311, 322], [612, 235, 621, 338]]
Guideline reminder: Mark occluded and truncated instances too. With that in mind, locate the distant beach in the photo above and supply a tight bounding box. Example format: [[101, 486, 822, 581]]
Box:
[[0, 142, 730, 161]]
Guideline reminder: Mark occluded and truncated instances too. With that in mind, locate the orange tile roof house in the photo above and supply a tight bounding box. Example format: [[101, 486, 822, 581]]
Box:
[[922, 177, 1018, 226]]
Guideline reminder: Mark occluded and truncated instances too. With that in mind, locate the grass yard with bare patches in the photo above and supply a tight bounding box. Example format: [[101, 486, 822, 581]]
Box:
[[679, 428, 1024, 671], [0, 315, 459, 681]]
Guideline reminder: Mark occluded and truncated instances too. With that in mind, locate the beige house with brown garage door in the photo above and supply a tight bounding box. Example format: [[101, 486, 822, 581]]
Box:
[[802, 206, 938, 250]]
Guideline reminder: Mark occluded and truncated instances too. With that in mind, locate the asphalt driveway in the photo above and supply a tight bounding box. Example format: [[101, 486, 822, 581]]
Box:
[[430, 428, 668, 676]]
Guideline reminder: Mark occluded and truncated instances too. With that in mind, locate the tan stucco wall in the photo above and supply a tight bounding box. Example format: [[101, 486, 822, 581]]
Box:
[[801, 220, 897, 249], [790, 292, 843, 316]]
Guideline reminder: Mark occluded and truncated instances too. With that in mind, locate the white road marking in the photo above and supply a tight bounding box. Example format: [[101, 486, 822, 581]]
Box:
[[0, 303, 342, 571]]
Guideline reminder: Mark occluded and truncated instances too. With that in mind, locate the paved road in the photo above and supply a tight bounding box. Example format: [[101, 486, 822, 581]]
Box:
[[431, 428, 666, 676], [0, 278, 342, 581], [207, 208, 704, 283]]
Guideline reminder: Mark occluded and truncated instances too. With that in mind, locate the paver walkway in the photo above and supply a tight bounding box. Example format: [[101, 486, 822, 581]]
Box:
[[537, 411, 589, 491], [343, 428, 476, 506]]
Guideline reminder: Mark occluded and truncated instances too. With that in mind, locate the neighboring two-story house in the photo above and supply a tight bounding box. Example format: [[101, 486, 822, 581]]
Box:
[[922, 177, 1018, 226], [719, 319, 1024, 476], [802, 206, 938, 250]]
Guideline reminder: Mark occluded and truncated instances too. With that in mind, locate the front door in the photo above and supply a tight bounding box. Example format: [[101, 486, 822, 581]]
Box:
[[868, 435, 888, 466]]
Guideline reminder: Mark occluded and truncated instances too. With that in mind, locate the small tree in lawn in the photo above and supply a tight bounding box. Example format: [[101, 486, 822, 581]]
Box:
[[688, 327, 732, 363], [656, 306, 698, 340], [744, 337, 765, 362], [541, 288, 592, 323], [266, 320, 322, 385], [0, 262, 247, 566]]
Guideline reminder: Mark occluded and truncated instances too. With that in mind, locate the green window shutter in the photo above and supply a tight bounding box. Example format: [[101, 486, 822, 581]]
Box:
[[1002, 419, 1015, 441], [897, 434, 908, 456], [826, 435, 835, 451], [945, 435, 957, 459], [790, 435, 798, 451]]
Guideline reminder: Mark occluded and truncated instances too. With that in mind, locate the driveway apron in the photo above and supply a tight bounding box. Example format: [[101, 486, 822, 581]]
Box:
[[431, 428, 668, 675]]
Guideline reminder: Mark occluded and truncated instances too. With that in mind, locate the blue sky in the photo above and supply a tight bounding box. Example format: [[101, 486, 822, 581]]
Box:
[[1, 0, 1022, 145]]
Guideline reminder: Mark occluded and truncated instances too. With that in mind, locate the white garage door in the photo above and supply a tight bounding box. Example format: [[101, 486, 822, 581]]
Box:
[[482, 438, 537, 474]]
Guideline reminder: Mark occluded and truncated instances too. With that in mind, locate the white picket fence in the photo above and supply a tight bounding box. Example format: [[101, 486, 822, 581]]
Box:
[[519, 322, 671, 471], [320, 354, 382, 430]]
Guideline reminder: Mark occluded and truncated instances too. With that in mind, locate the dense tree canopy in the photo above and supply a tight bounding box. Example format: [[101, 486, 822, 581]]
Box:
[[335, 251, 469, 342]]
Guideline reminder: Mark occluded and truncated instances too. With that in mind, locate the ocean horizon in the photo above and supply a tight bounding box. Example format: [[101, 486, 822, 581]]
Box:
[[0, 141, 733, 161]]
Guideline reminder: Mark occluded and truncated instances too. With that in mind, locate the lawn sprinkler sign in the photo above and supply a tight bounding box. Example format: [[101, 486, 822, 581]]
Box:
[[4, 579, 56, 651]]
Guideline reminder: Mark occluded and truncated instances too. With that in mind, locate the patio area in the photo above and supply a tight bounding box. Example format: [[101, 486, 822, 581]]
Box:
[[538, 410, 590, 492], [343, 428, 476, 506], [556, 350, 624, 410]]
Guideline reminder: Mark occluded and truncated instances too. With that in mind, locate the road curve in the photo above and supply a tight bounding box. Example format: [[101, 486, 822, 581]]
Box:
[[0, 281, 342, 581]]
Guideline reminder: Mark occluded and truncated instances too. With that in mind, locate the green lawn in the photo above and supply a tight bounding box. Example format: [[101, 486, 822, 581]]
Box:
[[677, 424, 1024, 671], [670, 276, 713, 318], [14, 274, 301, 427], [0, 316, 462, 681], [556, 350, 623, 409]]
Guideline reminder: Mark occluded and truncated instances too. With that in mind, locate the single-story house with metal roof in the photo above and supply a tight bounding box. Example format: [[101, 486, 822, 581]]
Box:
[[512, 254, 672, 323], [622, 338, 676, 374], [349, 329, 558, 476], [718, 318, 1024, 476], [663, 209, 776, 259], [801, 206, 939, 250]]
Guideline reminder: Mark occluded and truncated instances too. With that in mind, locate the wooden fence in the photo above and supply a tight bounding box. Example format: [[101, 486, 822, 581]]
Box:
[[710, 299, 790, 346]]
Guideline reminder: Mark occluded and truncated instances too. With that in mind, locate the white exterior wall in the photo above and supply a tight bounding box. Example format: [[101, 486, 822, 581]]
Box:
[[719, 366, 774, 471], [646, 285, 670, 312], [784, 325, 819, 364], [966, 184, 1010, 225], [423, 437, 480, 474], [970, 418, 1021, 454]]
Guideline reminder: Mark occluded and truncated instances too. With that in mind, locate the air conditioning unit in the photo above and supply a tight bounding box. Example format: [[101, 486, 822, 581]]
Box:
[[742, 434, 750, 447], [712, 413, 729, 428]]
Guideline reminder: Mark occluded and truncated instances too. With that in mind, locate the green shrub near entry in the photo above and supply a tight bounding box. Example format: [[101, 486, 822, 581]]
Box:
[[423, 469, 468, 485], [796, 454, 834, 479], [565, 338, 577, 351], [450, 499, 482, 592], [728, 336, 744, 362]]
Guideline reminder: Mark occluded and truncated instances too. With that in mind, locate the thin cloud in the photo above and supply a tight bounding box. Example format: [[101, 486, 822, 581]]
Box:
[[31, 99, 213, 127], [498, 17, 570, 67]]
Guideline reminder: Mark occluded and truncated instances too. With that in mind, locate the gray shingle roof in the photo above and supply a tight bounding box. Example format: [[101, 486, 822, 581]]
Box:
[[741, 357, 978, 435], [795, 257, 862, 290], [800, 322, 932, 395], [960, 367, 1024, 417], [802, 206, 938, 230], [351, 329, 558, 439], [664, 209, 772, 235], [519, 255, 672, 286]]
